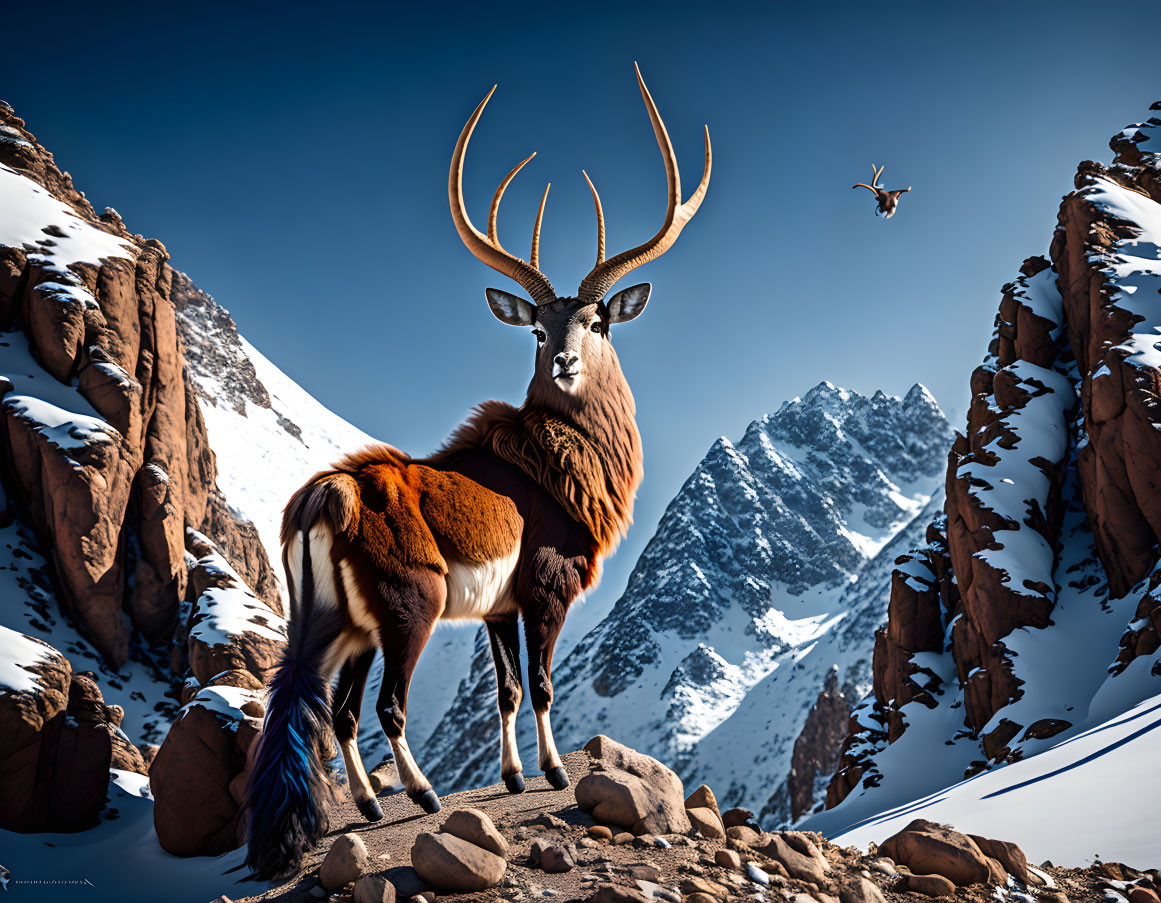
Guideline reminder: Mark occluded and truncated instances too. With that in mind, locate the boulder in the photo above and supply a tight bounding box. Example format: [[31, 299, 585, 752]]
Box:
[[575, 736, 690, 835], [591, 885, 651, 903], [411, 831, 506, 892], [684, 784, 722, 821], [840, 876, 887, 903], [969, 834, 1040, 885], [726, 825, 761, 845], [320, 833, 369, 891], [530, 839, 575, 873], [721, 807, 756, 829], [0, 631, 112, 833], [755, 833, 827, 886], [686, 805, 725, 839], [681, 876, 731, 897], [783, 831, 830, 872], [149, 684, 262, 856], [353, 874, 395, 903], [588, 825, 613, 841], [899, 872, 957, 897], [440, 807, 508, 857], [879, 819, 991, 886], [383, 867, 429, 899], [714, 849, 742, 870]]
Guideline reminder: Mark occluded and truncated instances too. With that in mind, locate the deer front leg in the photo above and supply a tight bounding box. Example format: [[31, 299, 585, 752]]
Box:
[[524, 612, 568, 790], [486, 613, 525, 793]]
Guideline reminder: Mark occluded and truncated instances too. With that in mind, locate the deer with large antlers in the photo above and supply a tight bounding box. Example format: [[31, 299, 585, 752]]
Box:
[[852, 163, 911, 218], [244, 64, 710, 879]]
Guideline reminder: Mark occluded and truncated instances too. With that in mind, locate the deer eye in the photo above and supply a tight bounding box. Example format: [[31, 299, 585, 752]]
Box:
[[590, 322, 602, 334], [532, 329, 546, 343]]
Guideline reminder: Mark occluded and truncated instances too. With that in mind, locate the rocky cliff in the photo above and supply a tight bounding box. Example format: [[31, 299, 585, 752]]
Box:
[[819, 105, 1161, 837], [0, 102, 290, 844]]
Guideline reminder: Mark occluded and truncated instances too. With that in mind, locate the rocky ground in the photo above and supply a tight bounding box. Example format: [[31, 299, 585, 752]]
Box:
[[222, 740, 1159, 903]]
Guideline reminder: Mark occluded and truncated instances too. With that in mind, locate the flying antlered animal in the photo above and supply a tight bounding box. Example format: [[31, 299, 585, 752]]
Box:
[[852, 164, 910, 218]]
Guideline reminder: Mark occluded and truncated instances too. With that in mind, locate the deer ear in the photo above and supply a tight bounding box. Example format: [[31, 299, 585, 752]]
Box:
[[606, 283, 651, 324], [486, 288, 536, 326]]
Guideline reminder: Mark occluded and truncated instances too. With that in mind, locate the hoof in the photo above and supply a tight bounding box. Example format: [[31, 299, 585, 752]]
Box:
[[504, 773, 526, 794], [412, 787, 442, 814], [357, 796, 384, 822], [545, 766, 569, 790]]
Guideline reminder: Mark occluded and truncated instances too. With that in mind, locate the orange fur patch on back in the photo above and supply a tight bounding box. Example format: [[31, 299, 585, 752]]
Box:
[[283, 442, 526, 581], [356, 464, 447, 576], [414, 465, 522, 564]]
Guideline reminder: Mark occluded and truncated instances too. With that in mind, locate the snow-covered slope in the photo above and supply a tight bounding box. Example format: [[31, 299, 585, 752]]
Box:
[[418, 383, 953, 816], [828, 688, 1161, 867]]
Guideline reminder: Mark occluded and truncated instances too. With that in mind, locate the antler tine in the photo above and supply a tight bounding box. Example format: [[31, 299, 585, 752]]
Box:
[[531, 183, 550, 269], [488, 152, 536, 249], [577, 63, 711, 303], [449, 86, 557, 304], [582, 171, 606, 265], [851, 182, 877, 194], [873, 164, 884, 186]]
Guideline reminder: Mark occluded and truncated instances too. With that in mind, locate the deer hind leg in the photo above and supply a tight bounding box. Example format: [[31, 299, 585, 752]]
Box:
[[333, 647, 381, 822], [486, 613, 525, 793], [375, 568, 446, 814], [525, 614, 568, 790]]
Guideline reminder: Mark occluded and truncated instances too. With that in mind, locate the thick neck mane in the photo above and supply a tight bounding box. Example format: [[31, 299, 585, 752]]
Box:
[[424, 376, 643, 559]]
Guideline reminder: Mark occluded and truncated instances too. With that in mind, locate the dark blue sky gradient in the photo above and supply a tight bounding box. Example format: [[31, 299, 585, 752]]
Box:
[[4, 1, 1159, 615]]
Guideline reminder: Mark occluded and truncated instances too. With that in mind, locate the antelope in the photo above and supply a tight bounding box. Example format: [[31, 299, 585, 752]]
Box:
[[852, 163, 910, 218], [244, 63, 711, 879]]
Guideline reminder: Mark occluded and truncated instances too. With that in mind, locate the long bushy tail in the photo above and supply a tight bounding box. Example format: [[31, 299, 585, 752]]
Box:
[[245, 525, 343, 880]]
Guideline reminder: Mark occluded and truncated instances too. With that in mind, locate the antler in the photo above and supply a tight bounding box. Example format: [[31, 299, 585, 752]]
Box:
[[449, 87, 557, 304], [853, 163, 886, 195], [577, 63, 712, 303]]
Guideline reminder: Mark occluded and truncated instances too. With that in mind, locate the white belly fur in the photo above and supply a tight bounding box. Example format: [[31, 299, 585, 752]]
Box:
[[442, 545, 521, 620]]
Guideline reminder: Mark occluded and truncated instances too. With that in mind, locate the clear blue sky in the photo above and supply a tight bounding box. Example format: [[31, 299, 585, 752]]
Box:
[[4, 1, 1159, 621]]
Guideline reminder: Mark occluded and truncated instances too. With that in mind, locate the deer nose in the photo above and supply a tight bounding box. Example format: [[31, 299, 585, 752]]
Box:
[[554, 351, 580, 371]]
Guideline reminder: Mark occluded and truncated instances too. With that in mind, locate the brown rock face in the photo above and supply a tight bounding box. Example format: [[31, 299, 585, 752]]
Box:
[[826, 111, 1161, 811], [1054, 155, 1161, 599], [0, 633, 130, 832], [0, 103, 276, 670], [149, 681, 264, 856], [827, 521, 957, 808], [787, 668, 851, 820]]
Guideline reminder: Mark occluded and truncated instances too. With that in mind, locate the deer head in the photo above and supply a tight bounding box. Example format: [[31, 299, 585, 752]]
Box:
[[852, 163, 911, 219], [449, 64, 710, 403]]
